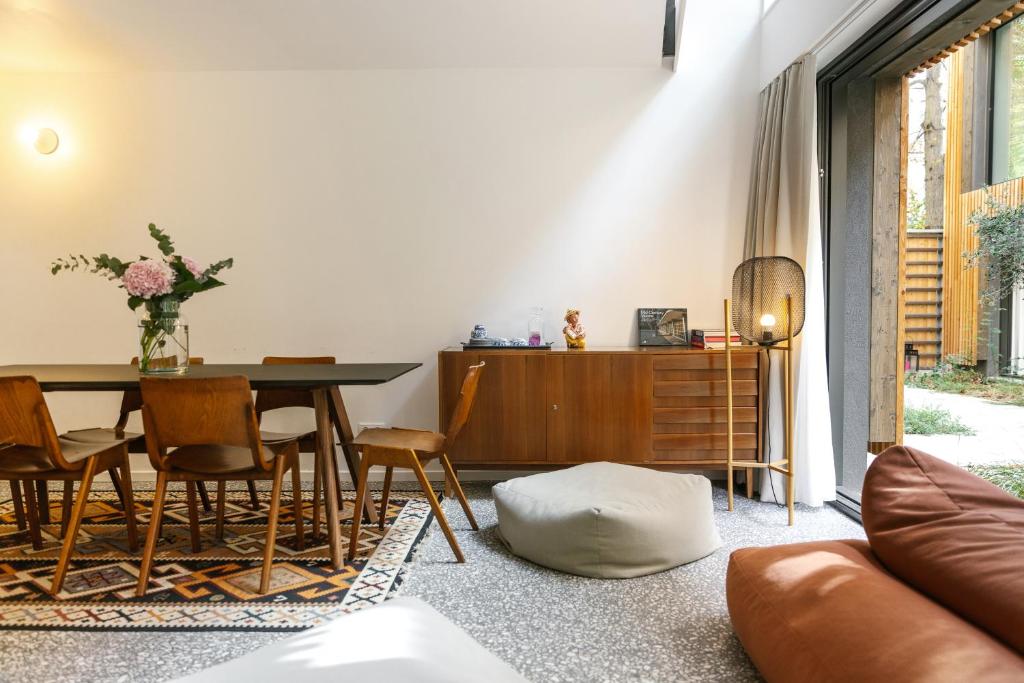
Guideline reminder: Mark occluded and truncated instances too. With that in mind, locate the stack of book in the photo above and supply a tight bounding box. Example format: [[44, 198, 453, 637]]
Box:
[[690, 329, 741, 349]]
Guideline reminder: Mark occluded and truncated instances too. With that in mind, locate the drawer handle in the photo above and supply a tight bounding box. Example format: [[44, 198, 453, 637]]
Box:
[[552, 404, 559, 411]]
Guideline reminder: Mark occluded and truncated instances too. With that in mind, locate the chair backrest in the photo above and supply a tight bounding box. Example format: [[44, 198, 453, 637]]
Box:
[[254, 356, 335, 418], [0, 376, 70, 470], [115, 357, 205, 436], [442, 362, 485, 451], [139, 375, 269, 471]]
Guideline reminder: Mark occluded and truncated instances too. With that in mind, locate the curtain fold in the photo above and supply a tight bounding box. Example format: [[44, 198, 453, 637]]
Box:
[[744, 54, 837, 506]]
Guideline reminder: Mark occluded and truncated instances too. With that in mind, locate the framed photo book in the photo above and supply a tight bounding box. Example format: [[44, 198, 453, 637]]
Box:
[[637, 308, 689, 346]]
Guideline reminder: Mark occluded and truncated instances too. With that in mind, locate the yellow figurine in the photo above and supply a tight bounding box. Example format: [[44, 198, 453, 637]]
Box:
[[563, 308, 587, 349]]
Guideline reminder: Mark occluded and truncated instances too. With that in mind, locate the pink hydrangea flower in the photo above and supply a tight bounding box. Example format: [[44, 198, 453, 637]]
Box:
[[179, 256, 205, 279], [122, 259, 175, 299]]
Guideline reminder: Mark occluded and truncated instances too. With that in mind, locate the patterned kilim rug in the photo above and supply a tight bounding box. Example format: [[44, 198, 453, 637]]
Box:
[[0, 488, 437, 631]]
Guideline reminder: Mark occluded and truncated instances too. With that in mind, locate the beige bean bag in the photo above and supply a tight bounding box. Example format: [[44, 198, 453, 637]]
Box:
[[493, 461, 721, 578]]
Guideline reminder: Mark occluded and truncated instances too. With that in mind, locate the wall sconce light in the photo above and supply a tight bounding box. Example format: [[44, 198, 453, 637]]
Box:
[[33, 128, 60, 154]]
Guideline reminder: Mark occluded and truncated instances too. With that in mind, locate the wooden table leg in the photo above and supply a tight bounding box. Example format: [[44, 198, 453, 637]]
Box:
[[328, 386, 378, 525], [313, 389, 343, 569]]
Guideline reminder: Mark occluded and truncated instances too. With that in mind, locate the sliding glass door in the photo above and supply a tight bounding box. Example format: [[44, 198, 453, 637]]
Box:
[[818, 0, 1016, 514]]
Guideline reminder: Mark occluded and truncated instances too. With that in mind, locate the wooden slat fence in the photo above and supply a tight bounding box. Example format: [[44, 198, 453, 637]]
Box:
[[948, 177, 1024, 363], [904, 229, 943, 368]]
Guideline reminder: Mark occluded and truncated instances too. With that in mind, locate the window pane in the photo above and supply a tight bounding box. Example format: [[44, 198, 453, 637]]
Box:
[[992, 15, 1024, 183]]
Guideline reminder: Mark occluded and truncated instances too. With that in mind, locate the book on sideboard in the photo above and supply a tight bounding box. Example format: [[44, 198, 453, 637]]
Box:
[[691, 329, 740, 349]]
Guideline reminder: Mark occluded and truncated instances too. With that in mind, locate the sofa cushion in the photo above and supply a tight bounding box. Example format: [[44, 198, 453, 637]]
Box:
[[493, 462, 721, 578], [862, 445, 1024, 653], [172, 597, 527, 682], [727, 540, 1024, 683]]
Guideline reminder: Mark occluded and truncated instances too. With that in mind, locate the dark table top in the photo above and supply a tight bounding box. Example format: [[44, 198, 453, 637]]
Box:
[[0, 363, 422, 391]]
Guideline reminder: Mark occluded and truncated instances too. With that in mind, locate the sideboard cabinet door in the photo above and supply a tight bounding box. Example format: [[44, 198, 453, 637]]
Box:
[[439, 352, 547, 463], [546, 354, 653, 463]]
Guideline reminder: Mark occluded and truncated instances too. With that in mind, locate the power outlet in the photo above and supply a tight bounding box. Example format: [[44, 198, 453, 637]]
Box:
[[358, 422, 387, 432]]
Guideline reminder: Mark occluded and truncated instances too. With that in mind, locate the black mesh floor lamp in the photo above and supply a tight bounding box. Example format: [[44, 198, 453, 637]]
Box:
[[724, 256, 805, 525]]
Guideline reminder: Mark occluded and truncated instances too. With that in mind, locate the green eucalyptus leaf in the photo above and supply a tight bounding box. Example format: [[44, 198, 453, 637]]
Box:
[[173, 279, 203, 294], [205, 258, 233, 277], [148, 223, 176, 256]]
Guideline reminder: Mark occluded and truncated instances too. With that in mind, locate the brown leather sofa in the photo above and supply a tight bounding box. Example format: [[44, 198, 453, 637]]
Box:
[[726, 446, 1024, 683]]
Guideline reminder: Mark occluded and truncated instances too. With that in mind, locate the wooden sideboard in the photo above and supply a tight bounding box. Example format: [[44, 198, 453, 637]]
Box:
[[438, 347, 765, 476]]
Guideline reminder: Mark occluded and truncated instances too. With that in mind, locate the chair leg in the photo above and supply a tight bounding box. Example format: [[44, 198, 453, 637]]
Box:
[[51, 457, 98, 596], [347, 454, 372, 562], [185, 481, 202, 553], [136, 471, 169, 597], [260, 458, 287, 594], [331, 447, 346, 521], [35, 480, 50, 525], [197, 481, 213, 513], [215, 481, 227, 540], [22, 480, 43, 550], [119, 448, 139, 553], [247, 480, 260, 511], [108, 468, 126, 508], [410, 452, 464, 563], [378, 467, 393, 530], [440, 454, 478, 531], [155, 505, 165, 542], [311, 451, 322, 538], [291, 452, 305, 551], [59, 481, 73, 538], [9, 480, 26, 531]]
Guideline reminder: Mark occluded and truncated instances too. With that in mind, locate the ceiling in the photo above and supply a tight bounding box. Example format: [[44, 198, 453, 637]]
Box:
[[0, 0, 668, 72]]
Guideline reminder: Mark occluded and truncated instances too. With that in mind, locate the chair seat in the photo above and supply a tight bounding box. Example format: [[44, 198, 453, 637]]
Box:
[[61, 427, 143, 444], [259, 430, 314, 445], [168, 439, 295, 475], [0, 437, 127, 474], [352, 428, 445, 455]]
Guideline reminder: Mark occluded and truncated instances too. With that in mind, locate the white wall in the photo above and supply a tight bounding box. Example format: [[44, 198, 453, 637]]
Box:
[[760, 0, 905, 86], [0, 0, 761, 477]]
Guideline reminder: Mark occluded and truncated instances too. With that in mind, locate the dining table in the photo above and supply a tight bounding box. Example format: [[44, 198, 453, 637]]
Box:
[[0, 362, 422, 569]]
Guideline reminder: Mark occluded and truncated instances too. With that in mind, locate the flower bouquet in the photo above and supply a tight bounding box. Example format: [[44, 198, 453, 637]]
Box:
[[52, 224, 233, 373]]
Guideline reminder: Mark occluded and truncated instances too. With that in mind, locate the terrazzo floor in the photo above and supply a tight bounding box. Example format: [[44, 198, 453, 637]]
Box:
[[0, 481, 865, 683]]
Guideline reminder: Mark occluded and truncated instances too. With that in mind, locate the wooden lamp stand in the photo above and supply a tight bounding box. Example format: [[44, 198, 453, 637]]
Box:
[[724, 294, 796, 526]]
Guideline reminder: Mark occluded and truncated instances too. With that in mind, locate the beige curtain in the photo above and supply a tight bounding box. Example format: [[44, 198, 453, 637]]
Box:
[[745, 54, 836, 506]]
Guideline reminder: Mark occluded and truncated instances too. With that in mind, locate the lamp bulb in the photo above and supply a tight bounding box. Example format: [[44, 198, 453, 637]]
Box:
[[34, 128, 59, 155], [759, 313, 777, 327]]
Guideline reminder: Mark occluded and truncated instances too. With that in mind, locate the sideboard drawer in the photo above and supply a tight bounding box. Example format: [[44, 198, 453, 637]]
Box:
[[653, 352, 758, 371]]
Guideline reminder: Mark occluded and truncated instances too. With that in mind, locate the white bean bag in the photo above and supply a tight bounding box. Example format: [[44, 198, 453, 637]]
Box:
[[173, 597, 526, 683], [493, 461, 722, 578]]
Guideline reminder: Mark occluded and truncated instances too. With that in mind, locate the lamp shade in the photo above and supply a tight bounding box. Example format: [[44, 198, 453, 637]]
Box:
[[731, 256, 805, 345]]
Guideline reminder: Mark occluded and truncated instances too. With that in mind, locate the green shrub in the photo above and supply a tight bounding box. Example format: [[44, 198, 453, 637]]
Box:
[[966, 463, 1024, 499], [906, 359, 1024, 406], [904, 405, 975, 435]]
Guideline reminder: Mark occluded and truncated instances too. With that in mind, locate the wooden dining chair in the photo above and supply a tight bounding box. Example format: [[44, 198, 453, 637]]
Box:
[[60, 357, 224, 513], [348, 362, 483, 563], [136, 376, 305, 596], [0, 376, 139, 595], [255, 356, 335, 536]]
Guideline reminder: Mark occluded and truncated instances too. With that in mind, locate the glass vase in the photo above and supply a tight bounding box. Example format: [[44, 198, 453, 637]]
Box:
[[138, 299, 189, 374], [528, 307, 544, 346]]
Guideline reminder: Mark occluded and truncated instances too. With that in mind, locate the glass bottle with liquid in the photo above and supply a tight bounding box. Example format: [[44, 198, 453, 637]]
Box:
[[528, 307, 544, 346]]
